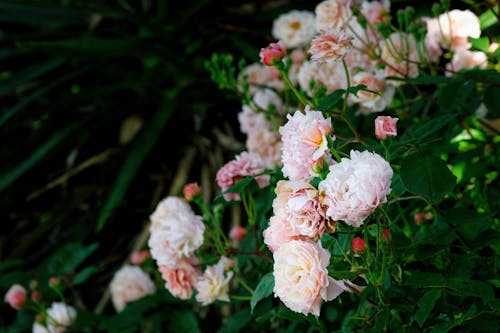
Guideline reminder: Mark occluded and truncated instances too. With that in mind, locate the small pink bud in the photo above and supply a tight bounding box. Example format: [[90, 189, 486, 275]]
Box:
[[352, 237, 366, 254], [414, 212, 425, 225], [4, 284, 26, 310], [31, 291, 41, 302], [49, 277, 60, 288], [382, 229, 391, 243], [130, 250, 151, 265], [229, 225, 247, 242], [311, 158, 325, 174], [183, 182, 201, 202], [375, 116, 398, 140], [259, 41, 287, 66], [29, 280, 38, 290]]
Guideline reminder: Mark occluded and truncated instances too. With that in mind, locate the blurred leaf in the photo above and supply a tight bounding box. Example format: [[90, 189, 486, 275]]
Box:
[[405, 272, 446, 288], [170, 311, 201, 333], [225, 176, 254, 194], [0, 123, 78, 192], [250, 272, 274, 313], [317, 89, 344, 112], [0, 58, 64, 97], [48, 242, 98, 275], [414, 289, 441, 327], [73, 266, 98, 285], [399, 114, 457, 145], [97, 92, 178, 230], [217, 308, 252, 333], [400, 153, 456, 203], [483, 86, 500, 118], [479, 7, 499, 30], [444, 208, 490, 243]]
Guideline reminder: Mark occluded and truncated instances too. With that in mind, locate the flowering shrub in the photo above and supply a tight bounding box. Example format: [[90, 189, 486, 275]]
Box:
[[2, 0, 500, 332]]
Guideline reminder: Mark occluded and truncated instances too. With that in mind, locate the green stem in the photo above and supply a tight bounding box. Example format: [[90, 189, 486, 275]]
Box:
[[229, 294, 252, 301], [235, 274, 254, 294], [341, 58, 351, 114], [279, 68, 312, 107]]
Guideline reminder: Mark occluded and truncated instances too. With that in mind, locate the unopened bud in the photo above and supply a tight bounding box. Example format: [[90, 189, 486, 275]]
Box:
[[130, 250, 151, 265], [49, 277, 60, 288], [31, 291, 41, 302], [183, 182, 201, 202], [414, 212, 425, 225], [352, 237, 366, 254], [229, 225, 247, 242]]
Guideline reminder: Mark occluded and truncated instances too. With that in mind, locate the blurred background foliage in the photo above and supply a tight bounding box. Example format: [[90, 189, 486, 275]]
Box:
[[1, 0, 497, 332]]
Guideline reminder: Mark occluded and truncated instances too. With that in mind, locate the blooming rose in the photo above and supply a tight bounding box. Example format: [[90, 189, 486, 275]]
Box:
[[273, 240, 345, 316], [380, 33, 419, 84], [319, 150, 393, 227], [238, 63, 284, 93], [280, 107, 334, 181], [438, 10, 480, 50], [375, 116, 398, 139], [309, 28, 354, 62], [272, 180, 328, 239], [445, 48, 487, 75], [216, 151, 270, 201], [4, 284, 26, 309], [422, 17, 443, 62], [110, 265, 156, 312], [148, 207, 205, 268], [272, 10, 316, 48], [195, 257, 234, 306], [263, 214, 298, 253], [33, 302, 77, 333], [315, 0, 352, 31], [159, 258, 200, 300], [351, 71, 395, 113], [149, 196, 192, 231], [260, 41, 287, 66], [360, 0, 390, 24]]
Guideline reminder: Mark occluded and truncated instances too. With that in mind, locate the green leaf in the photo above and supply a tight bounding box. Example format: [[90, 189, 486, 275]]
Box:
[[0, 123, 78, 191], [405, 272, 446, 288], [399, 114, 457, 145], [0, 58, 64, 97], [250, 273, 274, 313], [48, 243, 98, 275], [479, 8, 499, 30], [217, 309, 252, 333], [169, 311, 201, 333], [97, 92, 178, 230], [414, 289, 442, 327], [73, 266, 98, 285], [468, 37, 489, 52], [225, 176, 254, 194], [317, 89, 344, 111], [483, 86, 500, 118], [400, 153, 456, 203]]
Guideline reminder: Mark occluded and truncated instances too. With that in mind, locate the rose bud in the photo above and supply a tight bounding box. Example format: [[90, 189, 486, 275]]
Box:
[[259, 41, 287, 66], [352, 237, 366, 254], [229, 225, 247, 242], [4, 284, 26, 310], [375, 116, 398, 140]]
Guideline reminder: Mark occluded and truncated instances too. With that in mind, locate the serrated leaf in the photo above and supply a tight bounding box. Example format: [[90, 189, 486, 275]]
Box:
[[400, 153, 456, 203], [250, 273, 274, 313], [414, 289, 442, 327]]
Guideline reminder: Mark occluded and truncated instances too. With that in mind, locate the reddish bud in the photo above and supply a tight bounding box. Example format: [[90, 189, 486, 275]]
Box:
[[48, 277, 60, 288], [4, 284, 26, 310], [382, 229, 391, 243], [414, 212, 425, 225], [259, 41, 287, 66], [352, 237, 366, 254], [183, 182, 201, 201], [130, 250, 151, 265], [229, 225, 247, 242], [31, 291, 41, 302]]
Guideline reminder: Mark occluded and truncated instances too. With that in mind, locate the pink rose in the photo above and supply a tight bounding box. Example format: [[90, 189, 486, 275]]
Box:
[[159, 258, 200, 300], [438, 10, 480, 50], [351, 71, 395, 113], [4, 284, 26, 310], [361, 0, 390, 24], [259, 41, 287, 66], [445, 48, 487, 76], [273, 240, 345, 316], [272, 180, 328, 239], [309, 28, 354, 62], [195, 256, 234, 306], [315, 0, 352, 31], [280, 107, 334, 181], [319, 150, 393, 227], [216, 151, 270, 201], [263, 214, 297, 253], [375, 116, 398, 139], [109, 265, 156, 312]]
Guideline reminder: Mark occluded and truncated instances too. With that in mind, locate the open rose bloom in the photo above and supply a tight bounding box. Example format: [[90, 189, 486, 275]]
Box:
[[109, 265, 156, 312]]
